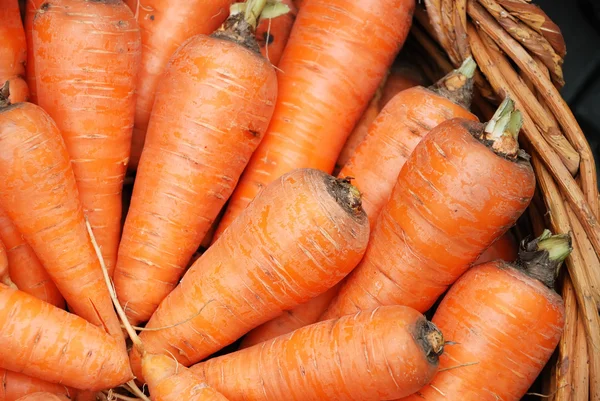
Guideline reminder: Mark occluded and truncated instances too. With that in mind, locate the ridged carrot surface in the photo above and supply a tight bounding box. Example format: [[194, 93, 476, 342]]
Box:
[[24, 0, 44, 104], [0, 0, 29, 104], [0, 369, 75, 401], [0, 239, 10, 287], [15, 393, 70, 401]]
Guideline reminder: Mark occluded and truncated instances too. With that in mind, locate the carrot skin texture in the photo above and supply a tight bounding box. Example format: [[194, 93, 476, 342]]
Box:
[[256, 0, 297, 66], [24, 0, 44, 104], [0, 240, 9, 287], [129, 168, 370, 380], [33, 0, 142, 278], [143, 354, 230, 401], [0, 0, 29, 104], [322, 118, 535, 319], [213, 0, 416, 240], [340, 86, 478, 228], [15, 393, 70, 401], [0, 284, 132, 391], [0, 208, 65, 308], [191, 306, 440, 401], [400, 261, 564, 401], [239, 283, 341, 349], [474, 231, 518, 265], [125, 0, 232, 171], [0, 103, 125, 346], [0, 370, 76, 401], [114, 33, 278, 325]]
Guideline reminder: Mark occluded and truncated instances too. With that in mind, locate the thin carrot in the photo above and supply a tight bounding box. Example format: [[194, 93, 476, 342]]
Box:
[[0, 0, 29, 105], [0, 369, 76, 401], [191, 306, 444, 401], [0, 102, 125, 345], [15, 393, 70, 401], [24, 0, 44, 104], [401, 230, 568, 401], [129, 168, 369, 381], [0, 207, 65, 308], [239, 283, 341, 349], [114, 0, 280, 325], [213, 0, 416, 241], [33, 0, 142, 278], [0, 284, 132, 391], [0, 239, 12, 287], [255, 0, 297, 66], [321, 97, 535, 319], [474, 230, 518, 265], [125, 0, 233, 171], [339, 57, 478, 228]]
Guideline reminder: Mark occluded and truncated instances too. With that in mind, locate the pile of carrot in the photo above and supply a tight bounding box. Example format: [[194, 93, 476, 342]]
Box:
[[0, 0, 572, 400]]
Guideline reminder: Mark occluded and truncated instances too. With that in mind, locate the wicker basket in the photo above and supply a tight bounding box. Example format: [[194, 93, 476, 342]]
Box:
[[406, 1, 599, 400]]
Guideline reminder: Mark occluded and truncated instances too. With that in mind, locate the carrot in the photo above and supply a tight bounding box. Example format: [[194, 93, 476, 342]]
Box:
[[113, 0, 281, 326], [0, 284, 132, 390], [0, 0, 29, 105], [239, 283, 341, 349], [293, 0, 304, 10], [255, 0, 297, 66], [401, 230, 568, 401], [143, 354, 230, 401], [339, 57, 478, 228], [33, 0, 142, 278], [0, 207, 65, 308], [125, 0, 233, 171], [213, 0, 416, 241], [321, 97, 536, 320], [24, 0, 44, 104], [0, 239, 10, 287], [0, 370, 76, 401], [474, 230, 518, 265], [0, 102, 125, 345], [335, 60, 427, 172], [15, 393, 70, 401], [128, 168, 369, 381], [190, 306, 444, 401]]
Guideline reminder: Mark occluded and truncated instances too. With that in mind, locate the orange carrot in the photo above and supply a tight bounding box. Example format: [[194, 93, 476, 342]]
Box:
[[335, 60, 427, 172], [114, 1, 280, 325], [0, 239, 11, 287], [15, 393, 70, 401], [143, 354, 230, 401], [0, 284, 132, 391], [401, 230, 568, 401], [239, 283, 341, 349], [293, 0, 304, 10], [0, 370, 76, 401], [125, 0, 233, 171], [474, 231, 518, 265], [321, 98, 535, 319], [33, 0, 142, 278], [213, 0, 416, 241], [339, 57, 478, 228], [24, 0, 44, 104], [0, 0, 29, 105], [255, 0, 297, 66], [129, 168, 369, 381], [0, 207, 65, 308], [0, 102, 124, 345], [191, 306, 444, 401]]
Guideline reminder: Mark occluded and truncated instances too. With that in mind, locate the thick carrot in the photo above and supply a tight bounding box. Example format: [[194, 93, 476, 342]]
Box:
[[191, 306, 444, 401], [0, 370, 76, 401], [339, 57, 478, 228], [33, 0, 142, 278], [335, 61, 427, 172], [15, 393, 70, 401], [143, 354, 230, 401], [213, 0, 416, 241], [239, 283, 341, 349], [0, 102, 124, 345], [321, 98, 536, 319], [0, 0, 29, 105], [129, 168, 369, 381], [0, 208, 65, 308], [401, 230, 568, 401], [474, 231, 518, 265], [114, 1, 279, 325], [24, 0, 44, 104], [255, 0, 297, 66], [125, 0, 233, 171], [0, 284, 132, 390], [0, 239, 11, 287]]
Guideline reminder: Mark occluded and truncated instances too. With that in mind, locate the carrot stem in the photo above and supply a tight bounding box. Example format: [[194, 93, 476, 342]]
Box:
[[483, 96, 522, 158], [518, 229, 573, 289], [429, 56, 476, 109], [245, 0, 267, 28], [0, 82, 9, 108]]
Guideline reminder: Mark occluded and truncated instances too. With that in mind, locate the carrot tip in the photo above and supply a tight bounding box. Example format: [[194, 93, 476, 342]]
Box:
[[517, 229, 573, 288], [326, 175, 365, 218], [417, 319, 445, 364], [212, 12, 261, 54]]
